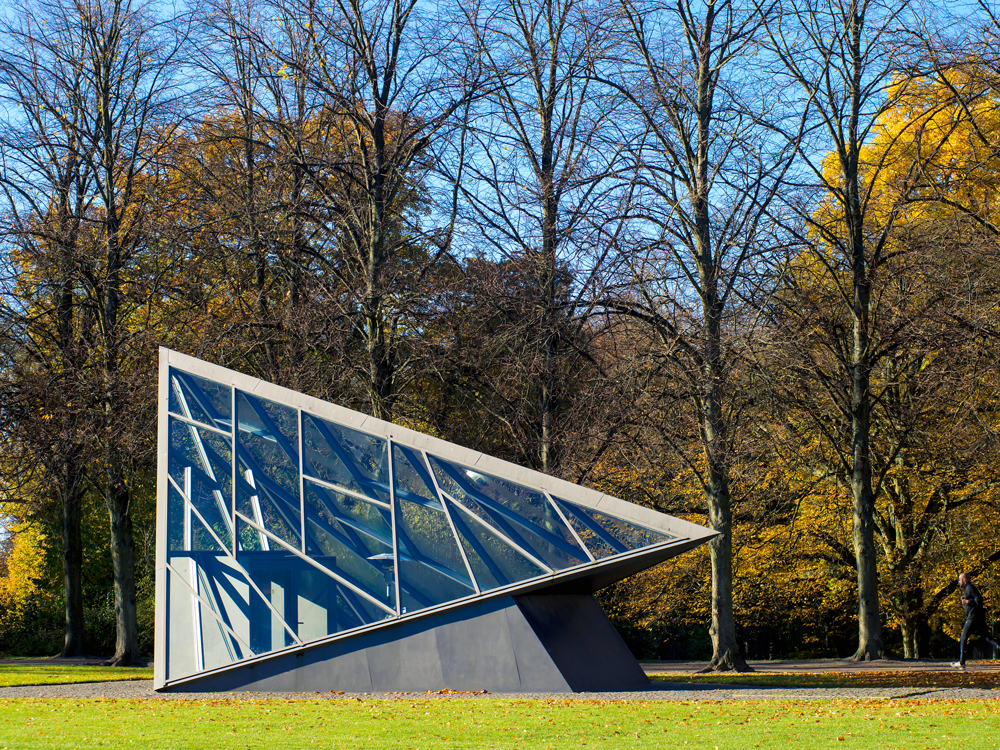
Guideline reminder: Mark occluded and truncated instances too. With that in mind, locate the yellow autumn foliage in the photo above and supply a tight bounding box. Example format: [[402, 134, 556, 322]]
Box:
[[0, 524, 60, 630]]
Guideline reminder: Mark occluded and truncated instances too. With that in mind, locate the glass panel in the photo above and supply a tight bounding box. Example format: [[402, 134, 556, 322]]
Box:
[[552, 497, 674, 555], [428, 456, 589, 571], [550, 499, 618, 559], [237, 391, 299, 495], [168, 483, 185, 552], [331, 581, 385, 629], [168, 418, 233, 550], [236, 517, 266, 552], [189, 496, 226, 554], [195, 559, 252, 668], [236, 392, 300, 549], [302, 414, 389, 504], [392, 445, 440, 507], [445, 497, 548, 590], [168, 418, 228, 489], [236, 469, 301, 551], [169, 369, 232, 429], [302, 481, 395, 614], [394, 449, 475, 610], [165, 554, 258, 681]]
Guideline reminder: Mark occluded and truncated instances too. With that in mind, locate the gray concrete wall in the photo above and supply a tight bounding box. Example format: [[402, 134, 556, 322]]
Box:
[[161, 593, 649, 693]]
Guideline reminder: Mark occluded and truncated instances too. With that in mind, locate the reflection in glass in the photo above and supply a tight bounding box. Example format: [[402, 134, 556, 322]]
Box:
[[236, 392, 301, 550], [302, 482, 394, 613], [551, 497, 674, 557], [391, 444, 476, 607], [444, 496, 548, 590], [302, 415, 389, 504], [236, 471, 301, 551], [428, 456, 588, 571], [168, 369, 232, 430], [168, 418, 233, 550], [392, 445, 439, 506]]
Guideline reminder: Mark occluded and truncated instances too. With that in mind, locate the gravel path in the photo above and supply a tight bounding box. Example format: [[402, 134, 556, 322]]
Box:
[[0, 679, 997, 702], [2, 658, 998, 701]]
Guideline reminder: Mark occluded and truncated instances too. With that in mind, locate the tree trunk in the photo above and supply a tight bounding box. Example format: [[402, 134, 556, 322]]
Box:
[[57, 251, 86, 656], [366, 294, 393, 422], [701, 299, 750, 672], [107, 456, 139, 665], [848, 191, 884, 662], [705, 466, 749, 671], [851, 482, 884, 660], [59, 463, 86, 657], [840, 0, 884, 662], [901, 614, 918, 660]]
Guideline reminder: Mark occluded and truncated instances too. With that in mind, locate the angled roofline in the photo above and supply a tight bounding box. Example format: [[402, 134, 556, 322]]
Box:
[[159, 348, 713, 540]]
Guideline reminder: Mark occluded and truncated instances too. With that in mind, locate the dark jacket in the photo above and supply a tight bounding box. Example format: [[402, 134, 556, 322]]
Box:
[[962, 581, 986, 618]]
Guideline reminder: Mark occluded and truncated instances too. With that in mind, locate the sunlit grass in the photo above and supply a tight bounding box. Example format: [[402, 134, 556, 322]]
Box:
[[0, 697, 998, 749]]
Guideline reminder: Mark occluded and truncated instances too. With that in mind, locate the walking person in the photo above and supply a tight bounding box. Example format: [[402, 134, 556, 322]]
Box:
[[951, 572, 1000, 669]]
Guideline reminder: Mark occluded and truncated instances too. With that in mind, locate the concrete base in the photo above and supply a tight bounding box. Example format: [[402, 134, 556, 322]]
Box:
[[160, 593, 649, 693]]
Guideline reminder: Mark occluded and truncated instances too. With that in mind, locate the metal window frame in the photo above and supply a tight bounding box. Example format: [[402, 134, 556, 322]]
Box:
[[154, 348, 717, 690]]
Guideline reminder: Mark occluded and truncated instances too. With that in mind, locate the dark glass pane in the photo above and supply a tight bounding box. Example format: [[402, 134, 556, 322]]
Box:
[[302, 414, 389, 504], [237, 391, 299, 496], [552, 497, 673, 554], [168, 369, 232, 429], [445, 497, 547, 590], [302, 482, 395, 614], [392, 445, 440, 507], [428, 456, 588, 571], [550, 499, 617, 559], [331, 581, 385, 628]]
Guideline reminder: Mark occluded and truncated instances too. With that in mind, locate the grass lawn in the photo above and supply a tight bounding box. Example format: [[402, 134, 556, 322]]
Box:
[[0, 665, 152, 688], [650, 670, 1000, 690], [0, 697, 999, 749]]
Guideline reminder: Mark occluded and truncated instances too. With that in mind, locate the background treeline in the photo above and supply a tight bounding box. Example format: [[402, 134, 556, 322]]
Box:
[[0, 0, 998, 668]]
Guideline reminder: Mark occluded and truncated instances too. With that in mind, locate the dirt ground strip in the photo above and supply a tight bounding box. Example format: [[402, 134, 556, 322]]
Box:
[[0, 658, 998, 701]]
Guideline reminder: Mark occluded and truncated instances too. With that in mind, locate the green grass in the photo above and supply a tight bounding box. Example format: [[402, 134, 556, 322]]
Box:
[[649, 670, 1000, 689], [0, 665, 152, 688], [0, 698, 998, 749]]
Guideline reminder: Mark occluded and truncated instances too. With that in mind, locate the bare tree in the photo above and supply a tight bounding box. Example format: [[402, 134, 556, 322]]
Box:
[[591, 0, 792, 671], [0, 0, 103, 657], [240, 0, 484, 421], [1, 0, 188, 665], [184, 0, 329, 385], [456, 0, 632, 476], [759, 0, 944, 660]]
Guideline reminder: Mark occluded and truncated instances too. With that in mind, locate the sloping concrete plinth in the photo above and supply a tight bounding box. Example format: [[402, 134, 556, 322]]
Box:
[[160, 593, 649, 693]]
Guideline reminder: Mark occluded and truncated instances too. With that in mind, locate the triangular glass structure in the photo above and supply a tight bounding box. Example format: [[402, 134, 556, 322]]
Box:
[[155, 349, 716, 690]]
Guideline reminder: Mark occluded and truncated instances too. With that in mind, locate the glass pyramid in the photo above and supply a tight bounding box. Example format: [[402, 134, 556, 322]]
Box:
[[155, 350, 712, 688]]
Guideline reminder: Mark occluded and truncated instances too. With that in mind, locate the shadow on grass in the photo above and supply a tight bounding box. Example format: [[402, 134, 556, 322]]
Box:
[[0, 664, 152, 688]]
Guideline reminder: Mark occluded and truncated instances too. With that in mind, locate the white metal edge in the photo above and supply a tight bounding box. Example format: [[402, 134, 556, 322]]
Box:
[[160, 348, 714, 542], [154, 349, 170, 689]]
